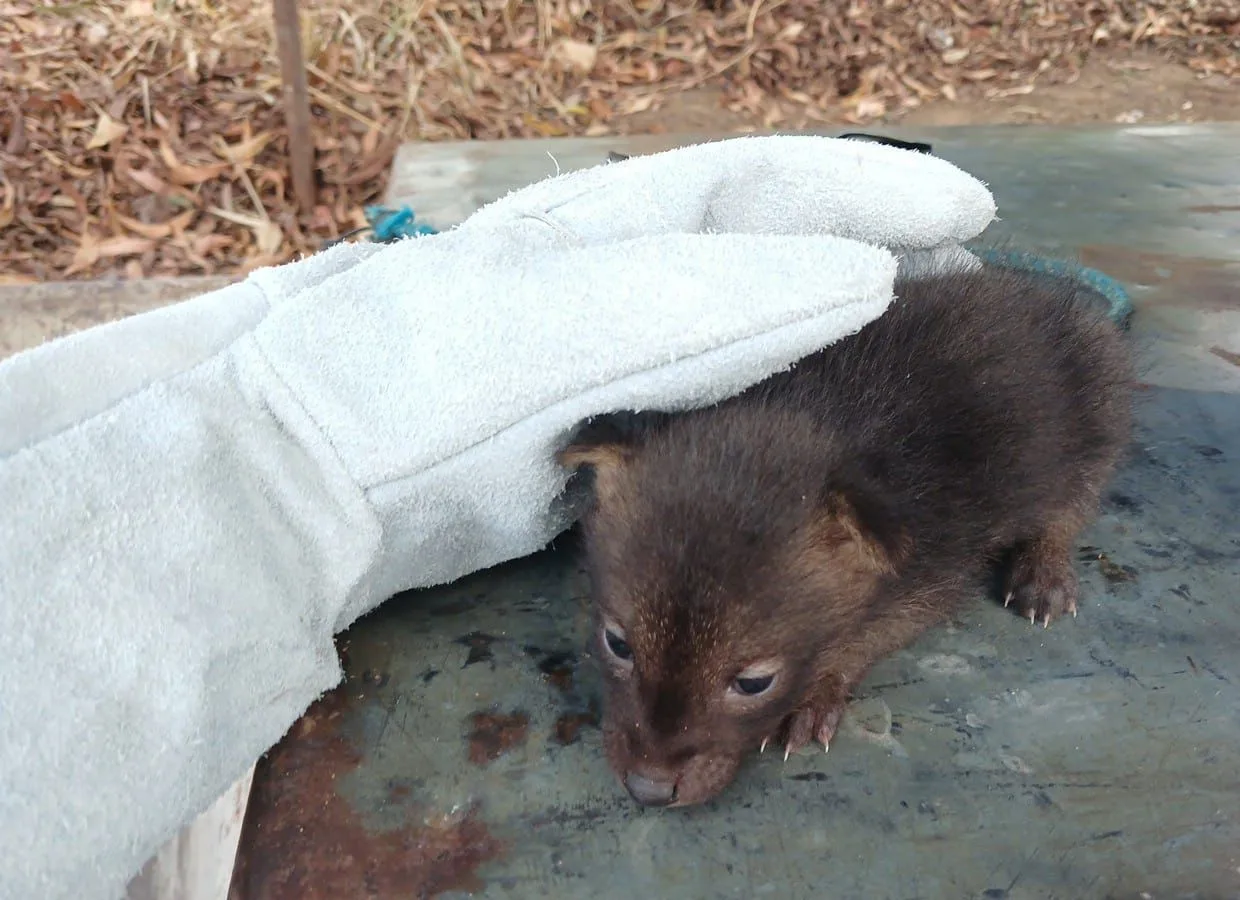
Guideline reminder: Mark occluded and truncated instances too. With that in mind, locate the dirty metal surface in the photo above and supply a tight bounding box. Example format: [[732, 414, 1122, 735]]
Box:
[[235, 124, 1240, 900]]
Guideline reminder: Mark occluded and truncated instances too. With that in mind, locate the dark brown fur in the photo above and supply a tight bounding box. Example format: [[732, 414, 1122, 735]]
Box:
[[557, 263, 1134, 807]]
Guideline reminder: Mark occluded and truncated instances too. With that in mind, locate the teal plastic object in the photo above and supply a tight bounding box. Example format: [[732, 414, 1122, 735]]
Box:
[[319, 204, 438, 250], [973, 248, 1134, 331], [364, 205, 439, 242]]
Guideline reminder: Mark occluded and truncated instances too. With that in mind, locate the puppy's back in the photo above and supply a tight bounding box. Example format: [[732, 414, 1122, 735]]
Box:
[[571, 264, 1134, 590], [739, 264, 1134, 553]]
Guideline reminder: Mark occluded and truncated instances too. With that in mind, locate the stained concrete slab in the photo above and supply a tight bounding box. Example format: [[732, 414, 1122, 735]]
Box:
[[0, 275, 237, 359], [228, 124, 1240, 900]]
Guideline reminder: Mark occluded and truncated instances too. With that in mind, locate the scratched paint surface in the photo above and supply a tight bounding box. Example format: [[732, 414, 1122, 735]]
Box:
[[234, 124, 1240, 900]]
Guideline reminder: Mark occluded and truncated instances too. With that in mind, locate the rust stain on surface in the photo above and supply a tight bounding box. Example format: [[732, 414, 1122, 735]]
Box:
[[553, 711, 601, 746], [455, 631, 500, 668], [1094, 552, 1137, 584], [467, 711, 530, 765], [1077, 245, 1240, 312], [230, 647, 506, 900], [527, 648, 578, 692]]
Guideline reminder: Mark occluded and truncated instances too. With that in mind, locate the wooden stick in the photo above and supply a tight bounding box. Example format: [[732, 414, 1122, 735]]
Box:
[[126, 767, 256, 900], [272, 0, 316, 212]]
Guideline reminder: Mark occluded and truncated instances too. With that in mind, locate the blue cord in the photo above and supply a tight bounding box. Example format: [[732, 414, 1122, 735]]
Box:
[[973, 248, 1133, 329]]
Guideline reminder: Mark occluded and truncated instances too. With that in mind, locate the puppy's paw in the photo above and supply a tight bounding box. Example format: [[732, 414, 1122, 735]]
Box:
[[778, 699, 846, 760], [1004, 543, 1080, 627]]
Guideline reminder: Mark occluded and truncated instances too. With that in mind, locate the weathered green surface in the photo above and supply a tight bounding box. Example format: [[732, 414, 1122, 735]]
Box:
[[238, 125, 1240, 900]]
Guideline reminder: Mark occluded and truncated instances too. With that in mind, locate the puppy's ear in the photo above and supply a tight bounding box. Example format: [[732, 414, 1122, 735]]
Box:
[[557, 412, 655, 506], [557, 439, 629, 467], [556, 441, 634, 508], [813, 489, 910, 577]]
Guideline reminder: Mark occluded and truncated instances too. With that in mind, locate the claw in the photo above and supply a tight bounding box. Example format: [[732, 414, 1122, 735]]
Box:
[[823, 741, 830, 754], [784, 746, 791, 762], [1004, 592, 1014, 608], [1071, 607, 1077, 618], [1029, 610, 1036, 625], [760, 737, 768, 754], [1043, 613, 1050, 629]]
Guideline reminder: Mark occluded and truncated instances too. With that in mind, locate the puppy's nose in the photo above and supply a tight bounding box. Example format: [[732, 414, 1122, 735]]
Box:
[[624, 772, 677, 807]]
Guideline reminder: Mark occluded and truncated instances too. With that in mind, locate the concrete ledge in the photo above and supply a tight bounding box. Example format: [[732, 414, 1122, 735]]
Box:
[[383, 131, 733, 228], [0, 275, 237, 360]]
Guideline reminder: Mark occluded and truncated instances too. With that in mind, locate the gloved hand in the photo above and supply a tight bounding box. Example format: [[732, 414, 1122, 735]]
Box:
[[0, 134, 995, 900]]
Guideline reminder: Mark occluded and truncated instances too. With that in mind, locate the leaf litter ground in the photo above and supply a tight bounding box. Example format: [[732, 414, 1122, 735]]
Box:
[[0, 0, 1236, 283]]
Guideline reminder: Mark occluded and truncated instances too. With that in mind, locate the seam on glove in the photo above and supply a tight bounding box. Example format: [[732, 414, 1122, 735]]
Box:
[[516, 211, 587, 246], [244, 333, 370, 512]]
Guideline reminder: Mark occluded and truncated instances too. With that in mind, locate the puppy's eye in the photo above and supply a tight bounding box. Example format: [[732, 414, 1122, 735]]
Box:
[[603, 627, 632, 662], [732, 674, 775, 696]]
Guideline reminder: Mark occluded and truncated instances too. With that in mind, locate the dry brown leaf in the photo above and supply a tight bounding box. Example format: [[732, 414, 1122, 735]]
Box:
[[159, 139, 229, 185], [854, 96, 887, 117], [254, 220, 283, 255], [115, 209, 196, 239], [44, 152, 95, 179], [989, 83, 1037, 97], [208, 207, 265, 229], [0, 179, 13, 230], [554, 38, 598, 73], [4, 101, 25, 155], [86, 113, 128, 150], [65, 233, 101, 276], [361, 125, 380, 157], [213, 131, 275, 166], [618, 94, 657, 115], [85, 21, 109, 46], [325, 135, 400, 186], [126, 168, 173, 195], [192, 234, 233, 256], [207, 206, 282, 255], [97, 235, 156, 258]]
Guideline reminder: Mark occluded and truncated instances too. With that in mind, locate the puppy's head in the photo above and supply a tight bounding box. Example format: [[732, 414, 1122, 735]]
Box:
[[557, 409, 906, 807]]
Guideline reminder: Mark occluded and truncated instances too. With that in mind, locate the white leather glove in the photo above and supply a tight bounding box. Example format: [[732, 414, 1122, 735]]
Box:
[[0, 134, 995, 900]]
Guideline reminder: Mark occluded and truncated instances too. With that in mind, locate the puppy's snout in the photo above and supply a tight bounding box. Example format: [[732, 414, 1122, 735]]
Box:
[[624, 772, 677, 807]]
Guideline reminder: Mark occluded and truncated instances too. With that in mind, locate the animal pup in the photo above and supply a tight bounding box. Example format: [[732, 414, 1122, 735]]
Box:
[[556, 263, 1134, 808]]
